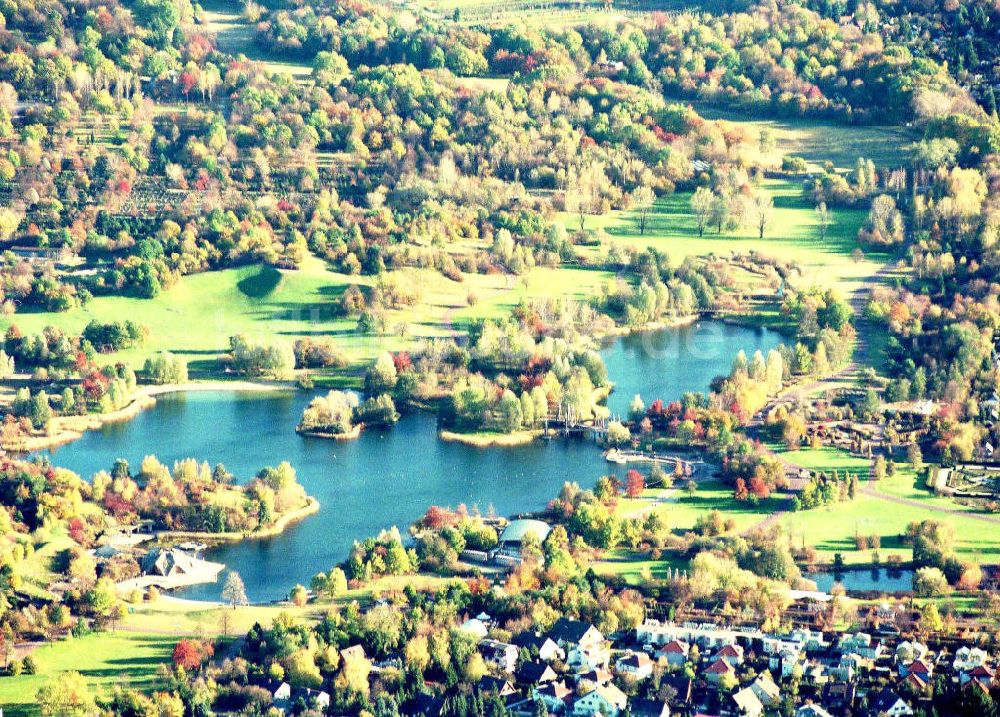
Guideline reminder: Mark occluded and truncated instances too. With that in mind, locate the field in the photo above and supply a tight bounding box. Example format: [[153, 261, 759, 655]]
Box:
[[774, 448, 1000, 565], [10, 254, 613, 371], [199, 0, 313, 82], [684, 103, 916, 171], [0, 633, 175, 717], [566, 179, 883, 295]]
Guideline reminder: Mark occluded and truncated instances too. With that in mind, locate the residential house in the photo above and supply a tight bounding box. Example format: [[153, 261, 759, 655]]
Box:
[[867, 688, 913, 717], [960, 664, 995, 688], [478, 675, 517, 698], [548, 618, 603, 651], [898, 658, 932, 681], [772, 647, 807, 679], [894, 641, 928, 665], [657, 640, 690, 667], [512, 632, 565, 662], [829, 653, 864, 682], [572, 683, 627, 717], [460, 617, 490, 640], [516, 661, 558, 686], [749, 672, 781, 707], [838, 633, 883, 661], [578, 667, 613, 688], [548, 618, 609, 672], [294, 688, 330, 711], [533, 680, 574, 714], [410, 693, 446, 716], [341, 645, 366, 664], [616, 652, 654, 681], [823, 682, 857, 713], [715, 644, 744, 667], [480, 639, 519, 673], [803, 662, 829, 686], [271, 682, 292, 712], [629, 698, 671, 717], [954, 646, 989, 672], [732, 686, 764, 717], [796, 705, 835, 717], [704, 658, 736, 685]]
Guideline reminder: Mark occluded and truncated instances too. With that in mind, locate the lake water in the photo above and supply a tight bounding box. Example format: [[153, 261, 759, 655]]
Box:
[[44, 322, 780, 602], [810, 568, 915, 594]]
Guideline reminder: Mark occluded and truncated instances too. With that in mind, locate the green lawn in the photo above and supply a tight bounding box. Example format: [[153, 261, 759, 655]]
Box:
[[777, 446, 872, 474], [664, 480, 780, 534], [780, 492, 1000, 565], [680, 103, 916, 171], [0, 633, 175, 717], [565, 179, 883, 295], [592, 548, 688, 585], [8, 254, 612, 373]]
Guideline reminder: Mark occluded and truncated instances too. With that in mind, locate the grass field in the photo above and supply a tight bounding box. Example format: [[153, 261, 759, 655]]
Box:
[[566, 179, 882, 295], [683, 103, 916, 171], [0, 632, 175, 717], [8, 254, 613, 371], [199, 0, 313, 82], [780, 492, 1000, 565]]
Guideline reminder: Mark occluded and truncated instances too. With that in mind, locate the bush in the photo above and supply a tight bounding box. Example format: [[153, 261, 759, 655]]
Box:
[[913, 566, 950, 597]]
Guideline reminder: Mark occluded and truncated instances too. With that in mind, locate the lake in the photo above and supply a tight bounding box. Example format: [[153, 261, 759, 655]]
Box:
[[810, 568, 915, 594], [44, 322, 780, 602]]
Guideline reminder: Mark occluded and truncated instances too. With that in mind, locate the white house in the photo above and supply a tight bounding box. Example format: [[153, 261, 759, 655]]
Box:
[[895, 640, 928, 665], [796, 705, 834, 717], [733, 686, 764, 717], [656, 639, 690, 667], [460, 618, 490, 639], [615, 652, 654, 681], [868, 688, 913, 717], [479, 639, 519, 673], [954, 646, 989, 672], [749, 672, 781, 706], [572, 683, 627, 717], [533, 680, 573, 714]]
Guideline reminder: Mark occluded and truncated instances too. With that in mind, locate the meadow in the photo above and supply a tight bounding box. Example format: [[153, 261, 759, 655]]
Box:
[[0, 633, 176, 717], [11, 253, 613, 371], [685, 103, 916, 171], [566, 179, 883, 295], [777, 447, 1000, 564]]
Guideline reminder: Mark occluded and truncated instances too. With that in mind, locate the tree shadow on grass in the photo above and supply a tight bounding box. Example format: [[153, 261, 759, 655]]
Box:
[[237, 266, 282, 299]]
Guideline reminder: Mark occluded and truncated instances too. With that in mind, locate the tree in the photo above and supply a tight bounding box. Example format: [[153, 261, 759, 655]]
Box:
[[625, 469, 645, 498], [872, 455, 887, 481], [327, 567, 348, 597], [173, 639, 211, 670], [289, 584, 308, 606], [366, 352, 398, 394], [913, 567, 949, 597], [907, 443, 924, 471], [37, 671, 96, 716], [815, 202, 830, 241], [752, 189, 774, 239], [633, 184, 655, 235], [691, 187, 714, 237], [222, 571, 248, 609]]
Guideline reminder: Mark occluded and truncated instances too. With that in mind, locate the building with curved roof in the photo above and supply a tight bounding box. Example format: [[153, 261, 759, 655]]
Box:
[[498, 519, 551, 549]]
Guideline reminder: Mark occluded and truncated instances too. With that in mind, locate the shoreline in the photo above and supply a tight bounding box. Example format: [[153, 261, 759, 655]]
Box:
[[438, 429, 541, 448], [155, 497, 320, 543], [7, 379, 293, 453], [295, 423, 363, 441]]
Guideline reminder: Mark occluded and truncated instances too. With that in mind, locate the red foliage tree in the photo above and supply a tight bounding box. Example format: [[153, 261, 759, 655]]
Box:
[[172, 639, 210, 670], [625, 470, 645, 498]]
